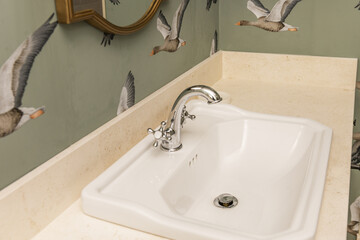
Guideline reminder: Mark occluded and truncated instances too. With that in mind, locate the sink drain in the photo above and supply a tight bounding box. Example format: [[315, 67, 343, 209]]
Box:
[[214, 193, 238, 208]]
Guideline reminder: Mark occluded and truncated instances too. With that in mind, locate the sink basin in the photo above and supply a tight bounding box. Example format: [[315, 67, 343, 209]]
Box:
[[82, 100, 332, 240]]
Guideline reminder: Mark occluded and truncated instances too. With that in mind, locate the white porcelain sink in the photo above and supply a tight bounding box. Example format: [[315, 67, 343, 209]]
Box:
[[82, 100, 332, 240]]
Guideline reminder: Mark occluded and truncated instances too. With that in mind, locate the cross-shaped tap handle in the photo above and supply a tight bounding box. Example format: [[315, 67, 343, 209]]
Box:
[[180, 106, 196, 127], [147, 121, 172, 148]]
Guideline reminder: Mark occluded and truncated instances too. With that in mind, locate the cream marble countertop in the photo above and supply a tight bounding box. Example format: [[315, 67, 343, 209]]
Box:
[[0, 51, 356, 240], [32, 200, 169, 240], [33, 77, 355, 240]]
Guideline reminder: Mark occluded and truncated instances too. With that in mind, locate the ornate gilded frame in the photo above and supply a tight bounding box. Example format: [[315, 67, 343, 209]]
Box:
[[55, 0, 164, 35]]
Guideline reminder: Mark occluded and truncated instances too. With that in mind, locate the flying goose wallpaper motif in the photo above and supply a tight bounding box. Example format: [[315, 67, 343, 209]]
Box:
[[100, 0, 120, 46], [210, 30, 218, 56], [356, 1, 360, 10], [206, 0, 218, 11], [352, 141, 360, 171], [151, 0, 190, 55], [101, 33, 115, 47], [117, 71, 135, 115], [348, 196, 360, 235], [0, 14, 57, 138], [109, 0, 120, 5], [235, 0, 302, 32]]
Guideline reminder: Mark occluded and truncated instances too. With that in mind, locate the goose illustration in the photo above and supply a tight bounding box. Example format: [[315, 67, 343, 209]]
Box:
[[109, 0, 120, 5], [210, 30, 218, 56], [101, 32, 115, 47], [0, 14, 57, 138], [117, 71, 135, 115], [236, 0, 302, 32], [348, 196, 360, 235], [352, 139, 360, 170], [356, 1, 360, 10], [206, 0, 217, 11], [151, 0, 190, 56]]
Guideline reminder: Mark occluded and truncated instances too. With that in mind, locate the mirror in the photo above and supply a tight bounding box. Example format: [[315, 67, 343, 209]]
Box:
[[55, 0, 164, 35]]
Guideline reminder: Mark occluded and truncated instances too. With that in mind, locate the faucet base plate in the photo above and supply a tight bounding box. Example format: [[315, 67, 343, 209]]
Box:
[[160, 144, 183, 152]]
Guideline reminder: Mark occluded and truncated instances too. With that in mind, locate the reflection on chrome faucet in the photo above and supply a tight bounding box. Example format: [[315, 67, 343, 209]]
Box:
[[147, 85, 222, 152]]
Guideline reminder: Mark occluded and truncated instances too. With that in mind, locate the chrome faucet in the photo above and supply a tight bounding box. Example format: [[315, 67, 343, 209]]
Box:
[[147, 85, 222, 152]]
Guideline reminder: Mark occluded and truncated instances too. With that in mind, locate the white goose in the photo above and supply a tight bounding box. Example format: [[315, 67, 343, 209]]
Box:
[[151, 0, 190, 55], [210, 30, 218, 56], [206, 0, 217, 11], [117, 71, 135, 115], [109, 0, 120, 5], [348, 196, 360, 235], [0, 14, 57, 137], [236, 0, 302, 32]]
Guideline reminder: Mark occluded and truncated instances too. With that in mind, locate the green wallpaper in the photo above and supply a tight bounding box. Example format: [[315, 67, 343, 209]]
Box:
[[0, 0, 219, 190], [219, 1, 359, 238], [219, 0, 360, 58]]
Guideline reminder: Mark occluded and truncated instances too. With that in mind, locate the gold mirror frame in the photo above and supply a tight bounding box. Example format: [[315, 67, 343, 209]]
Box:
[[55, 0, 164, 35]]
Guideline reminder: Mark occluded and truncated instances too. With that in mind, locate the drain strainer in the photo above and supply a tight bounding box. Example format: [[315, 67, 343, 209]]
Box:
[[214, 193, 238, 208]]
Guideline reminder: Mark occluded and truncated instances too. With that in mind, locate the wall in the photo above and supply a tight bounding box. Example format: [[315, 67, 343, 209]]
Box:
[[219, 0, 360, 120], [218, 1, 359, 239], [0, 0, 219, 190]]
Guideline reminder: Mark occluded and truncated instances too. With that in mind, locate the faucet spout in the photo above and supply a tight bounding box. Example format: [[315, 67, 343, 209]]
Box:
[[161, 85, 222, 152]]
